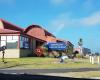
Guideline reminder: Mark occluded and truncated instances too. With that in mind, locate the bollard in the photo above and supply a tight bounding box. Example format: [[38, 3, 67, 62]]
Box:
[[97, 56, 100, 64], [91, 56, 94, 64], [90, 56, 92, 63], [89, 54, 100, 64]]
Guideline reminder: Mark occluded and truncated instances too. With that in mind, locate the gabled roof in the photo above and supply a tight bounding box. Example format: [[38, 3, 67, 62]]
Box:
[[24, 24, 41, 33], [24, 24, 55, 37], [24, 25, 46, 41], [24, 24, 56, 41], [0, 19, 24, 32]]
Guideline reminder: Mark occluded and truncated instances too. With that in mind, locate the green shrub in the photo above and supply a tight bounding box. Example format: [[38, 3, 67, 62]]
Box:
[[76, 54, 84, 58], [52, 51, 60, 58], [48, 52, 55, 58], [41, 45, 49, 57]]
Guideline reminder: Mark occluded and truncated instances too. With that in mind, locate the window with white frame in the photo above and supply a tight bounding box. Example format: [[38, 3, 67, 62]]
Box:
[[7, 36, 13, 40], [6, 36, 18, 49], [0, 36, 6, 47], [1, 41, 6, 47], [1, 36, 6, 40], [13, 36, 19, 40], [0, 36, 19, 49]]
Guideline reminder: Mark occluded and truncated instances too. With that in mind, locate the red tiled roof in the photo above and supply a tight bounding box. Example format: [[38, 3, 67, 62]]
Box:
[[24, 25, 46, 41], [46, 36, 57, 42], [25, 24, 55, 37], [25, 25, 56, 42], [0, 29, 20, 34]]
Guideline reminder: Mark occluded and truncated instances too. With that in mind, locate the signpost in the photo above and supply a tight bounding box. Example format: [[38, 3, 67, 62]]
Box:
[[47, 42, 67, 51], [97, 56, 100, 64]]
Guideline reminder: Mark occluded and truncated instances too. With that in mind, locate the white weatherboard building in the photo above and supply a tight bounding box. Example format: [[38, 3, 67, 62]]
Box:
[[74, 47, 91, 55]]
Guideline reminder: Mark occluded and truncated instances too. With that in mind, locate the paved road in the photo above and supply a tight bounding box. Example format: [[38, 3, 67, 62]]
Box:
[[0, 68, 100, 80], [0, 73, 96, 80], [0, 68, 100, 74]]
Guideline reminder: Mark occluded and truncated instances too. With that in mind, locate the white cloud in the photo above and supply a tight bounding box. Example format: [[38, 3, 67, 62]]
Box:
[[51, 19, 66, 34], [49, 13, 72, 35], [49, 11, 100, 35], [79, 11, 100, 26]]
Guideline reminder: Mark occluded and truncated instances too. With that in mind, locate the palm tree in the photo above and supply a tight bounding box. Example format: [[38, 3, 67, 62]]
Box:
[[78, 38, 83, 54], [78, 38, 83, 46]]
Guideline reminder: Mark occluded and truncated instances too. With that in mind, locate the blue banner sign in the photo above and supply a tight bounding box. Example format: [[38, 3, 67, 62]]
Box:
[[47, 42, 67, 51]]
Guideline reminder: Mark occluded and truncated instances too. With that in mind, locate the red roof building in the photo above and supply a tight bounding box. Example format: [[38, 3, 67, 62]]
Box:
[[0, 19, 73, 58], [0, 19, 31, 58], [0, 19, 57, 58]]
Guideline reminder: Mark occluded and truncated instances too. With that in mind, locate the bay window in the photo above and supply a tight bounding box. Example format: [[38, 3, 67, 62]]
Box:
[[0, 36, 18, 49]]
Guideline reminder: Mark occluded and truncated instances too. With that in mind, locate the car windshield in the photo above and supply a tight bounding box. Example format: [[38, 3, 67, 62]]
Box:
[[0, 0, 100, 80]]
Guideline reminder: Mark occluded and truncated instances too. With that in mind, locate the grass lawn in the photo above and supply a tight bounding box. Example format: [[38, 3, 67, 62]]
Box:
[[0, 57, 100, 69]]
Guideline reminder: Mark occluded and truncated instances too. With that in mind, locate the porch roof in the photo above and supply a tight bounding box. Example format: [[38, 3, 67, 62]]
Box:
[[0, 29, 20, 34]]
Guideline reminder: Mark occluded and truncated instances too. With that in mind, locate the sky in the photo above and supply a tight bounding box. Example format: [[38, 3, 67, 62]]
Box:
[[0, 0, 100, 53]]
